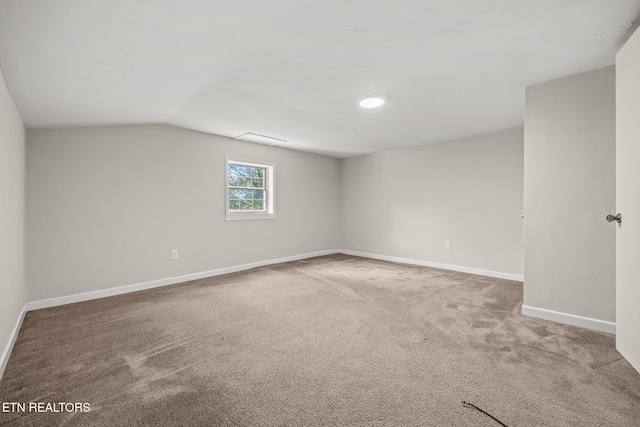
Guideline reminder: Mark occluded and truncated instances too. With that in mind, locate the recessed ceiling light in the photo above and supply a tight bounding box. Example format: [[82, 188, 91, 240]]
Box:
[[360, 97, 384, 108]]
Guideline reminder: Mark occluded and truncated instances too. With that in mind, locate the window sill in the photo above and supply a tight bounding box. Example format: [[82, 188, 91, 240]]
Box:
[[226, 213, 276, 221]]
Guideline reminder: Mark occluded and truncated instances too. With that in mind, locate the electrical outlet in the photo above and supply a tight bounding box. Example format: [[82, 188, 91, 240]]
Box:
[[171, 249, 179, 260], [444, 241, 451, 250]]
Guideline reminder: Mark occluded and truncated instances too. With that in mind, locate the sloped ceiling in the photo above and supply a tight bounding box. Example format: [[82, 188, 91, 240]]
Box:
[[0, 0, 639, 157]]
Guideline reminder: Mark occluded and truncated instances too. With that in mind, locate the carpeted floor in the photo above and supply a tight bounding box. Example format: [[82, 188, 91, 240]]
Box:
[[1, 254, 639, 426]]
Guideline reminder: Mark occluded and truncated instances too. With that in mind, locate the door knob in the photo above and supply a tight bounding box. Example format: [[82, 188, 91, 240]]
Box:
[[606, 213, 622, 224]]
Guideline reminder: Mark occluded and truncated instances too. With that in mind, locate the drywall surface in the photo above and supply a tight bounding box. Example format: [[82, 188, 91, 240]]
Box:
[[0, 70, 26, 373], [616, 29, 640, 370], [341, 128, 524, 276], [524, 66, 615, 323], [27, 125, 340, 301], [1, 1, 638, 157]]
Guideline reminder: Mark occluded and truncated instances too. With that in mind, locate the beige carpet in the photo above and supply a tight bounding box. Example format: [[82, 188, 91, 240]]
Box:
[[1, 254, 639, 426]]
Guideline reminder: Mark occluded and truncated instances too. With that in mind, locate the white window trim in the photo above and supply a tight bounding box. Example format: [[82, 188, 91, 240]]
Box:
[[225, 157, 276, 221]]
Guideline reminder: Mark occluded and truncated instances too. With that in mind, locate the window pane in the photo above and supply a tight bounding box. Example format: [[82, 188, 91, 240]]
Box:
[[253, 190, 264, 200], [237, 177, 251, 187], [240, 200, 253, 210], [229, 176, 240, 186], [254, 200, 264, 210], [236, 165, 251, 177], [230, 189, 254, 200], [252, 168, 264, 179], [228, 164, 241, 178], [252, 178, 263, 188], [229, 199, 240, 210]]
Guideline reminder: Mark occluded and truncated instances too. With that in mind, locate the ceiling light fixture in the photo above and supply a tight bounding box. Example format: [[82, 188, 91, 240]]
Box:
[[359, 97, 384, 108]]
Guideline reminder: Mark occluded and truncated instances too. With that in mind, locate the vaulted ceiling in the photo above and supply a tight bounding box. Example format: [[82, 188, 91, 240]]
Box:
[[1, 1, 639, 157]]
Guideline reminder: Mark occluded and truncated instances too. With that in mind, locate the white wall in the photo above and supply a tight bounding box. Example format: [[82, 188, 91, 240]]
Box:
[[523, 66, 616, 328], [616, 29, 640, 370], [27, 125, 341, 301], [341, 128, 524, 277], [0, 70, 26, 377]]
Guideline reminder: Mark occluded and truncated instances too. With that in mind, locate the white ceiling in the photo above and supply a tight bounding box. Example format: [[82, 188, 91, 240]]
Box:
[[1, 1, 639, 158]]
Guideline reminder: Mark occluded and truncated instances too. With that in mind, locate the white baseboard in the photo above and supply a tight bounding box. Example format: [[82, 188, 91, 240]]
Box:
[[339, 250, 524, 282], [522, 304, 616, 334], [27, 249, 339, 311], [0, 303, 27, 381], [26, 248, 523, 312]]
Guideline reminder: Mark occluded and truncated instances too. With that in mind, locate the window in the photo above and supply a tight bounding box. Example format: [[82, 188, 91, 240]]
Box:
[[226, 158, 275, 221]]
